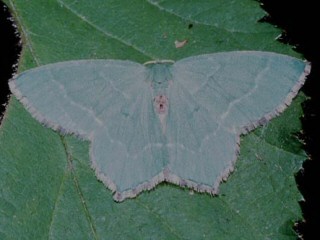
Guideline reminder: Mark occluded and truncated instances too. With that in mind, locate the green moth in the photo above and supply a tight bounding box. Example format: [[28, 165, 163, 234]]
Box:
[[9, 51, 310, 201]]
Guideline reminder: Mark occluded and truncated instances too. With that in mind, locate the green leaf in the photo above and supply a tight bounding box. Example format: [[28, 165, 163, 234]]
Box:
[[0, 0, 305, 239]]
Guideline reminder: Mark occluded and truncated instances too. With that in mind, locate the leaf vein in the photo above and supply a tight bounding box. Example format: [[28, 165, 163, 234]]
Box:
[[7, 0, 40, 66], [135, 199, 184, 239], [56, 0, 155, 59], [60, 136, 99, 240]]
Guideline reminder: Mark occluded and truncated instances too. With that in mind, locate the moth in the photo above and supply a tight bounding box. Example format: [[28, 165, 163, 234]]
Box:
[[9, 51, 310, 201]]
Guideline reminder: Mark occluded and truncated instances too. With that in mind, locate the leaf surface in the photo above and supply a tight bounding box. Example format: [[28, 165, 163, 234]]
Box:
[[0, 0, 305, 239]]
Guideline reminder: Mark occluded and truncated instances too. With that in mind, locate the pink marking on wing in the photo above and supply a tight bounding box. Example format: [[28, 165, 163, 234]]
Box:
[[154, 95, 169, 115]]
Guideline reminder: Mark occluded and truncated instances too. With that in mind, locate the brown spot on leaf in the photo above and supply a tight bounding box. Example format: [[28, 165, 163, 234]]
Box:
[[175, 39, 188, 48]]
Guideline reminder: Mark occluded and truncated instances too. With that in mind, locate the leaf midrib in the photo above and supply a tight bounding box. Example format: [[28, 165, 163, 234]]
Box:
[[56, 0, 156, 59]]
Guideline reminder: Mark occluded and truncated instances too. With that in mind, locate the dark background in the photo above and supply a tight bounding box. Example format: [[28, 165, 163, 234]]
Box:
[[261, 1, 319, 239], [0, 1, 318, 239]]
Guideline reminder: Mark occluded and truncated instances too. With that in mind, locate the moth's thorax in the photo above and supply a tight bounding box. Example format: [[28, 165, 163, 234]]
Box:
[[145, 61, 173, 89], [145, 62, 172, 116], [144, 62, 173, 133]]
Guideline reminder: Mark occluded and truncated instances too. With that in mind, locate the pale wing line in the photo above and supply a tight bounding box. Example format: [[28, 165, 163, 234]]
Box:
[[97, 66, 142, 100], [166, 80, 236, 190], [7, 0, 40, 65], [47, 65, 144, 138], [165, 76, 226, 154], [93, 88, 169, 202], [48, 71, 104, 131], [172, 64, 234, 152], [188, 54, 308, 136], [189, 60, 271, 139], [56, 0, 155, 59], [175, 81, 213, 152], [132, 143, 165, 159], [219, 61, 271, 123], [48, 67, 148, 154], [97, 67, 167, 156], [117, 92, 144, 187], [107, 76, 130, 99]]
